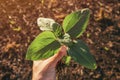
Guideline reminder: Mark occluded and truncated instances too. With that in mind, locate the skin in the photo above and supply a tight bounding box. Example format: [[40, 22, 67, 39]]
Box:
[[32, 46, 67, 80]]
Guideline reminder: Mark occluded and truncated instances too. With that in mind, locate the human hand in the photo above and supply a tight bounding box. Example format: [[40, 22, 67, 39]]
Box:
[[32, 46, 67, 80]]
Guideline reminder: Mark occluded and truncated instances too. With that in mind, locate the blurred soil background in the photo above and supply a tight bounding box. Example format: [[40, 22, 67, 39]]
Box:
[[0, 0, 120, 80]]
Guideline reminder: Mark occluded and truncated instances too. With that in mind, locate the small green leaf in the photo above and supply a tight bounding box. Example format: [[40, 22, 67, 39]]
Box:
[[65, 56, 71, 65], [62, 55, 71, 65], [26, 31, 61, 60], [68, 40, 97, 69], [57, 33, 72, 46], [62, 8, 90, 38], [52, 23, 63, 37]]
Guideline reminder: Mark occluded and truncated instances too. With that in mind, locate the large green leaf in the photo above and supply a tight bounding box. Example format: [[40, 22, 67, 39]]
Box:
[[26, 31, 61, 60], [62, 8, 90, 38], [68, 40, 97, 69]]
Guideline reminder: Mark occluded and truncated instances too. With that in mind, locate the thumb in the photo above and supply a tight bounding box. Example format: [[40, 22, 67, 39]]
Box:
[[53, 45, 67, 62], [47, 45, 67, 66]]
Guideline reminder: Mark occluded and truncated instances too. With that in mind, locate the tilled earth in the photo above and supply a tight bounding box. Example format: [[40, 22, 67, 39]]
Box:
[[0, 0, 120, 80]]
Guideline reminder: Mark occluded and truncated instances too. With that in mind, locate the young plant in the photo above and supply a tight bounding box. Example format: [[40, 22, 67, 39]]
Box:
[[26, 8, 97, 69]]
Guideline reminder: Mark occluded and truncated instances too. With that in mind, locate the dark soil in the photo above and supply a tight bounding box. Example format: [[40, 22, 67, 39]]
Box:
[[0, 0, 120, 80]]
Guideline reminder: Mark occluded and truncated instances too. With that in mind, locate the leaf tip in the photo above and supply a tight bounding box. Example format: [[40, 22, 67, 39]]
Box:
[[90, 63, 97, 70], [25, 55, 30, 60], [81, 8, 90, 13], [25, 52, 32, 60]]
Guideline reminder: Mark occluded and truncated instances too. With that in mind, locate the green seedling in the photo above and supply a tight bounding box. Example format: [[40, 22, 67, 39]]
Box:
[[26, 8, 97, 69]]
